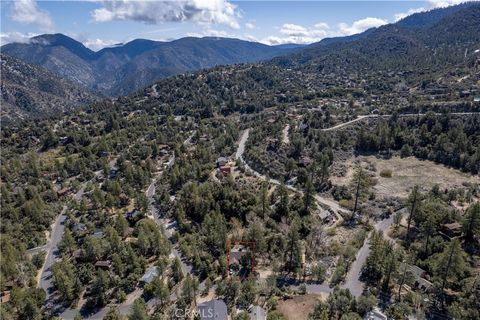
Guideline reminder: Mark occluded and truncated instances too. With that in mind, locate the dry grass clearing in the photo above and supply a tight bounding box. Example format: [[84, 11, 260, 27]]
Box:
[[331, 156, 479, 199], [277, 294, 322, 320]]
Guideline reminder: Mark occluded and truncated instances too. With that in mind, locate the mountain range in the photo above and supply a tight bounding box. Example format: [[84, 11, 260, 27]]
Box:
[[272, 2, 480, 75], [1, 2, 479, 121], [1, 35, 296, 96]]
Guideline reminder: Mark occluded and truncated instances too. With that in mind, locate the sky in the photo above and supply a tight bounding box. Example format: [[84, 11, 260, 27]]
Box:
[[0, 0, 475, 51]]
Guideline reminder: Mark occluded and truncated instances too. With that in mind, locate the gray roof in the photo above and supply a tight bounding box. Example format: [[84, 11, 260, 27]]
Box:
[[364, 307, 387, 320], [139, 266, 159, 284], [250, 306, 266, 320], [198, 299, 228, 320]]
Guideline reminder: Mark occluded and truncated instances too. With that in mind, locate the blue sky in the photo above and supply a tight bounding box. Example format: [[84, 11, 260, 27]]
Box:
[[0, 1, 471, 50]]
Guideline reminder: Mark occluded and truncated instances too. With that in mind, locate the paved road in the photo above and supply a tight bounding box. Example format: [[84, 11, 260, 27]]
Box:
[[183, 130, 196, 146], [42, 171, 103, 316], [235, 128, 410, 297], [39, 206, 68, 302], [236, 129, 348, 220], [282, 123, 290, 144], [146, 175, 192, 276], [321, 112, 479, 132], [321, 115, 370, 131], [341, 209, 405, 297]]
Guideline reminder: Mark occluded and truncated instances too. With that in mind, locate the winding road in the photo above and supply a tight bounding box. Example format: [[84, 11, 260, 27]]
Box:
[[233, 124, 411, 297], [235, 129, 347, 220], [61, 132, 199, 318], [341, 209, 406, 297], [320, 112, 479, 132]]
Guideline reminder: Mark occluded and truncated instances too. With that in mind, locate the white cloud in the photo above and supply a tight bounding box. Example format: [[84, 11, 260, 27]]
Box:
[[83, 38, 120, 51], [260, 16, 388, 45], [394, 0, 477, 21], [314, 22, 329, 29], [92, 0, 240, 29], [0, 31, 38, 46], [245, 22, 255, 29], [10, 0, 54, 32], [261, 22, 330, 45], [243, 34, 258, 42], [338, 17, 387, 36], [394, 7, 427, 21], [427, 0, 471, 7], [186, 28, 231, 38]]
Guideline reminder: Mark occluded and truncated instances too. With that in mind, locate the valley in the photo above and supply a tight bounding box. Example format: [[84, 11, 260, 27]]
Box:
[[1, 2, 480, 320]]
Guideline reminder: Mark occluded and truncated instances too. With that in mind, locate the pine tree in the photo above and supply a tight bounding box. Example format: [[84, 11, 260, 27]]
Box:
[[462, 202, 480, 244], [406, 185, 420, 243], [350, 166, 370, 218], [128, 298, 148, 320]]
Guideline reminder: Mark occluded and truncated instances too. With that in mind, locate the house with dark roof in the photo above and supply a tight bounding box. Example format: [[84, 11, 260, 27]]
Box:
[[95, 260, 112, 270], [216, 157, 229, 168], [126, 210, 142, 221], [72, 222, 87, 234], [197, 299, 228, 320], [441, 222, 462, 239]]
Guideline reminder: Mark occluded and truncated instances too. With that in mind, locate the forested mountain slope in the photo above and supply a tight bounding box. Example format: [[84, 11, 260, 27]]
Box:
[[272, 2, 480, 77], [0, 54, 98, 122]]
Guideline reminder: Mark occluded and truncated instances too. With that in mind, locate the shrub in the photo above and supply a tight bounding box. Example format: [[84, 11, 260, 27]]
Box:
[[327, 227, 337, 236], [339, 199, 354, 210], [379, 169, 392, 178]]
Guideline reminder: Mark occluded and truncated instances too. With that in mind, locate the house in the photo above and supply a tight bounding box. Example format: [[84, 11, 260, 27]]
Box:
[[229, 250, 246, 267], [400, 263, 433, 291], [364, 307, 387, 320], [319, 209, 333, 223], [165, 155, 175, 168], [139, 266, 159, 286], [119, 193, 129, 206], [197, 299, 228, 320], [266, 137, 279, 151], [250, 305, 266, 320], [216, 157, 229, 168], [229, 247, 249, 273], [93, 228, 104, 238], [72, 249, 84, 261], [57, 187, 72, 197], [126, 210, 142, 221], [158, 144, 169, 150], [220, 165, 232, 175], [109, 169, 119, 179], [1, 291, 11, 304], [158, 144, 170, 156], [298, 156, 313, 167], [95, 260, 112, 270], [72, 222, 87, 234]]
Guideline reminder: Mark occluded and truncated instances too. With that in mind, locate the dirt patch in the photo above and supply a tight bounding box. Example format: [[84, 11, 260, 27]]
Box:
[[331, 156, 479, 199], [277, 294, 322, 320]]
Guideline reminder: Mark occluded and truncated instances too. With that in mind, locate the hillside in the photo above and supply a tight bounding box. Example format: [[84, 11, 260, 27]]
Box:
[[0, 54, 98, 121], [1, 35, 294, 96], [123, 3, 479, 119], [272, 2, 480, 77]]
